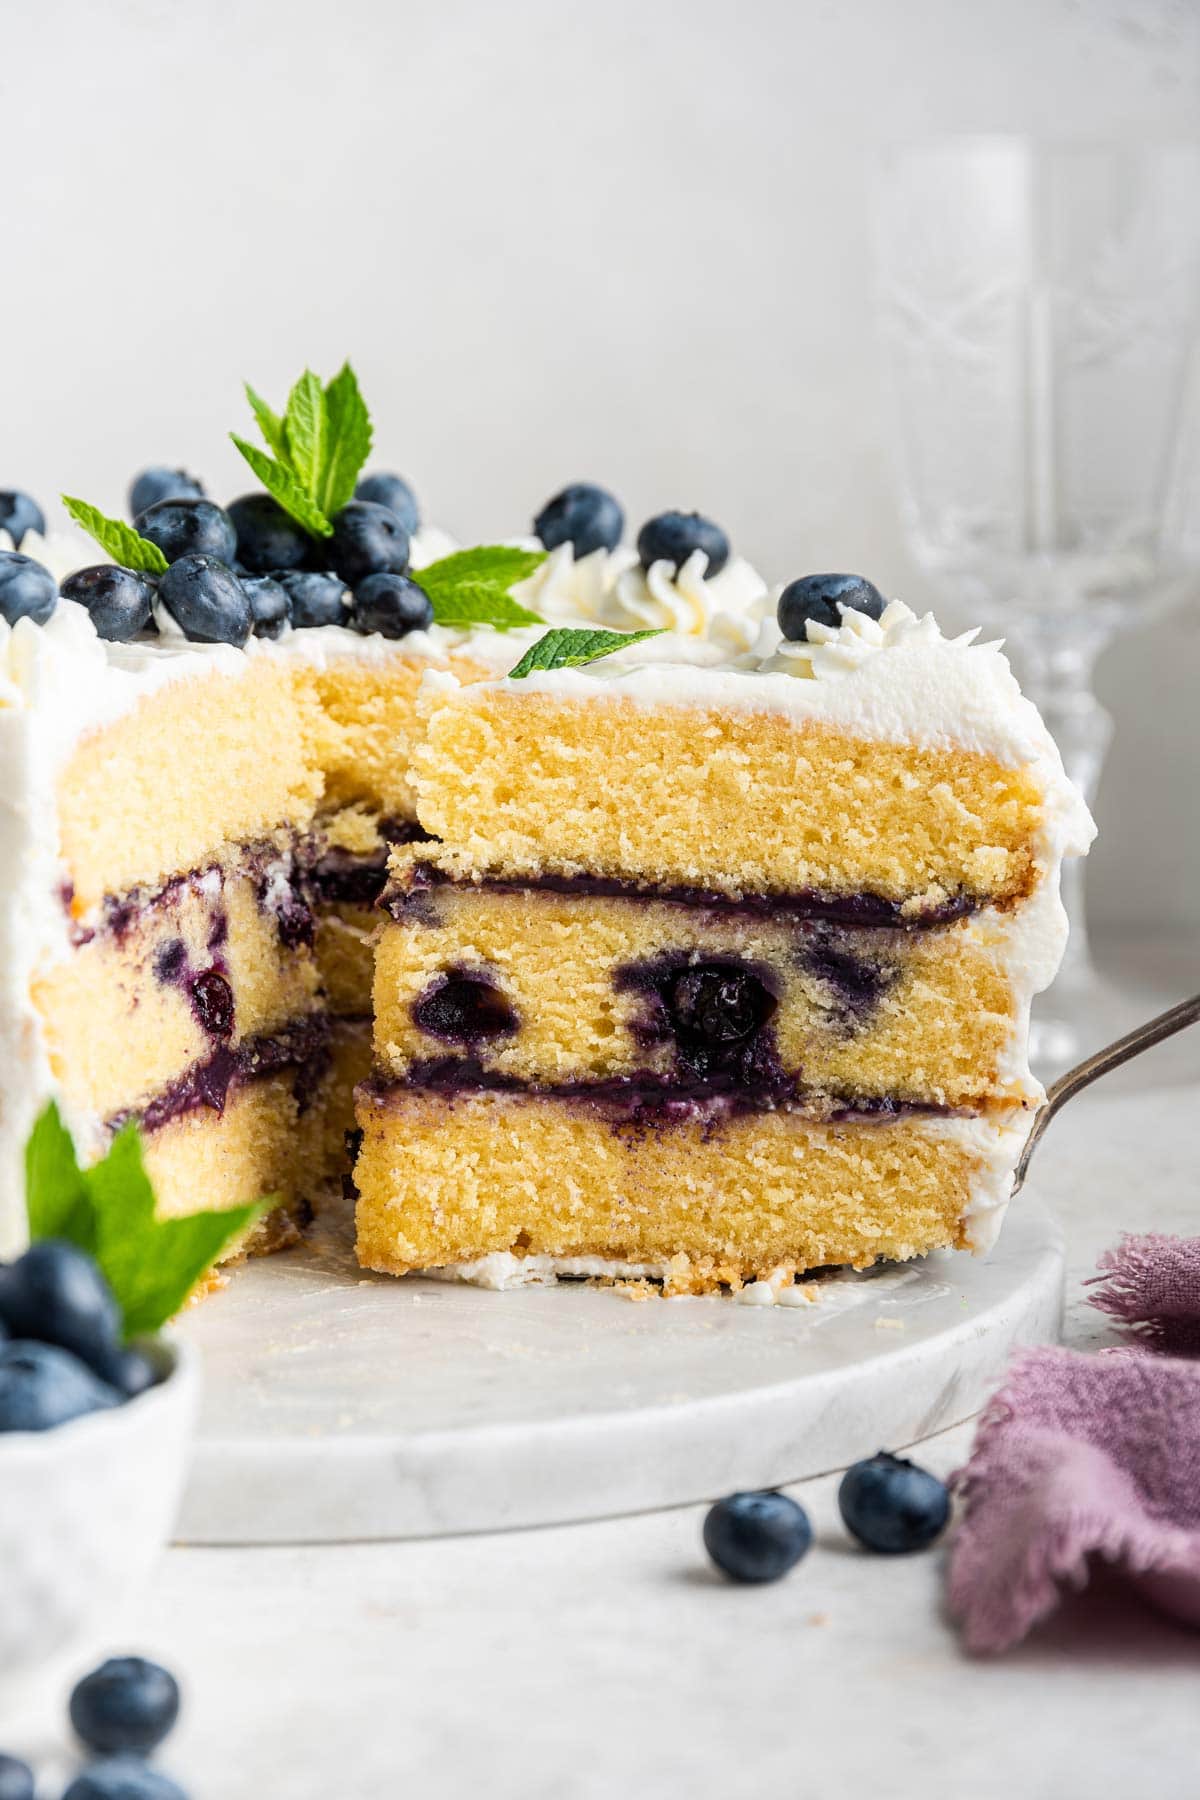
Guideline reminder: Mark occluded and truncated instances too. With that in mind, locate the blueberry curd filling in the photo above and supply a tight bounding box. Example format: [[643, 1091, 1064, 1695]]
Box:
[[614, 954, 789, 1091], [64, 842, 316, 954], [385, 863, 984, 931], [109, 1014, 332, 1136], [302, 820, 432, 909], [412, 966, 519, 1045]]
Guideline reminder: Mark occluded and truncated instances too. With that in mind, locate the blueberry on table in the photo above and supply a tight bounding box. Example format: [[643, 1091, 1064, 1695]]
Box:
[[837, 1451, 950, 1554], [157, 555, 252, 646], [0, 551, 58, 625], [62, 1759, 188, 1800], [242, 573, 291, 638], [70, 1657, 182, 1757], [0, 1752, 34, 1800], [703, 1490, 813, 1583], [134, 499, 237, 567], [276, 570, 348, 629], [0, 1239, 121, 1374], [328, 500, 411, 585], [0, 1341, 121, 1431], [0, 489, 46, 550], [777, 573, 885, 641], [352, 571, 434, 639], [61, 565, 155, 641], [354, 471, 421, 537], [128, 466, 205, 518], [636, 510, 729, 578], [226, 493, 311, 574], [534, 483, 624, 558]]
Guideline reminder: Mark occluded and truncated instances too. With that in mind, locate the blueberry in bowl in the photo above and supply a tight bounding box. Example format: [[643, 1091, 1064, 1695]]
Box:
[[534, 483, 624, 558], [354, 471, 420, 538], [61, 566, 156, 642], [777, 573, 885, 641], [0, 551, 58, 626], [0, 490, 46, 551], [128, 466, 205, 519]]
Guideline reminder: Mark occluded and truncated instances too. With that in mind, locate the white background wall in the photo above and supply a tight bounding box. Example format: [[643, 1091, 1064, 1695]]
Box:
[[2, 0, 1198, 936]]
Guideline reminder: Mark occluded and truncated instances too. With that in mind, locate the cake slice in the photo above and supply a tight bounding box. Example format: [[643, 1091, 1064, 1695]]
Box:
[[354, 590, 1094, 1295]]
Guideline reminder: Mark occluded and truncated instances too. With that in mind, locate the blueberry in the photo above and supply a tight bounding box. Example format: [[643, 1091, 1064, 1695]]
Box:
[[128, 466, 206, 518], [0, 490, 46, 550], [70, 1656, 181, 1756], [352, 572, 434, 639], [0, 1341, 121, 1431], [105, 1343, 161, 1400], [0, 1752, 34, 1800], [189, 969, 234, 1039], [328, 501, 410, 585], [0, 1240, 121, 1374], [413, 972, 518, 1044], [837, 1451, 950, 1554], [534, 483, 624, 558], [0, 551, 58, 625], [135, 500, 237, 567], [62, 1759, 188, 1800], [777, 573, 885, 641], [636, 511, 729, 578], [354, 472, 420, 537], [61, 565, 155, 642], [276, 570, 348, 629], [157, 556, 251, 647], [668, 964, 775, 1046], [242, 573, 291, 639], [226, 493, 311, 574], [703, 1491, 813, 1584]]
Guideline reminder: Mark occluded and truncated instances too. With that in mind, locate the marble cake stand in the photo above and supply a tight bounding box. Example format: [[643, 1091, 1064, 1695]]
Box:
[[175, 1197, 1063, 1544]]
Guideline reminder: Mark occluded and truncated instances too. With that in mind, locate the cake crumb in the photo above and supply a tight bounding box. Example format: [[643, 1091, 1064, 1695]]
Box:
[[613, 1279, 656, 1303], [874, 1315, 905, 1331]]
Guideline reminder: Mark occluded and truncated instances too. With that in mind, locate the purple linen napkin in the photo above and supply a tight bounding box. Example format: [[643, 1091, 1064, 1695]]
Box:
[[947, 1234, 1200, 1653]]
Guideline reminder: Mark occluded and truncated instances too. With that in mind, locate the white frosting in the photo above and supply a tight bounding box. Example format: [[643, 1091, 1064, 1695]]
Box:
[[511, 542, 771, 654], [0, 527, 106, 586]]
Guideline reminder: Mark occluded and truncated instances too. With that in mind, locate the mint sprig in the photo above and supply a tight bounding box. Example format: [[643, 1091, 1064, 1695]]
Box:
[[508, 625, 665, 677], [231, 362, 373, 539], [61, 496, 169, 576], [416, 546, 546, 631], [25, 1102, 276, 1338]]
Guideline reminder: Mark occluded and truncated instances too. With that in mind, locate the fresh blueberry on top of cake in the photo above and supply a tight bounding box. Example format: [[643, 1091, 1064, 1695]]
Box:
[[135, 498, 238, 567], [777, 572, 885, 639], [0, 489, 46, 550], [328, 500, 410, 585], [226, 493, 312, 574], [636, 509, 730, 577], [352, 571, 434, 639], [128, 465, 206, 518], [157, 554, 252, 646], [276, 569, 348, 628], [242, 572, 291, 638], [0, 549, 58, 625], [534, 483, 625, 558], [61, 565, 156, 642], [354, 471, 421, 538]]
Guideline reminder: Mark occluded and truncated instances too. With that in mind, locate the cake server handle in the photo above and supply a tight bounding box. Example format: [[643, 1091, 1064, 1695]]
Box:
[[1012, 991, 1200, 1194]]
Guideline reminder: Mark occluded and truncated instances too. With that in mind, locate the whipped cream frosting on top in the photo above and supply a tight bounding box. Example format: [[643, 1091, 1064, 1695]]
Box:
[[512, 541, 772, 654]]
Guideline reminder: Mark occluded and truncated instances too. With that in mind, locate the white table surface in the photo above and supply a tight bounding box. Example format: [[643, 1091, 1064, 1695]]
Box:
[[8, 941, 1200, 1800]]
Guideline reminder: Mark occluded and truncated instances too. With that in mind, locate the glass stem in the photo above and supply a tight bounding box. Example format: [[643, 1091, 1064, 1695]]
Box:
[[1008, 630, 1112, 985]]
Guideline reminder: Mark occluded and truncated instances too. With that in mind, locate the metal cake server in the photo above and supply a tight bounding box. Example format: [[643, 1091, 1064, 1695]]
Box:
[[1012, 991, 1200, 1195]]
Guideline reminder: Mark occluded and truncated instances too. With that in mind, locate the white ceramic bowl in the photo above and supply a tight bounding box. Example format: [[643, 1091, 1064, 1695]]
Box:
[[0, 1338, 199, 1684]]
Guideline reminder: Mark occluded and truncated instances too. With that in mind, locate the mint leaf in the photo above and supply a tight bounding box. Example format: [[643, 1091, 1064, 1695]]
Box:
[[61, 496, 169, 575], [25, 1102, 95, 1251], [417, 547, 546, 630], [282, 369, 326, 502], [245, 382, 287, 459], [230, 436, 334, 538], [85, 1124, 268, 1337], [508, 626, 665, 677], [319, 363, 373, 515], [24, 1102, 274, 1338]]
